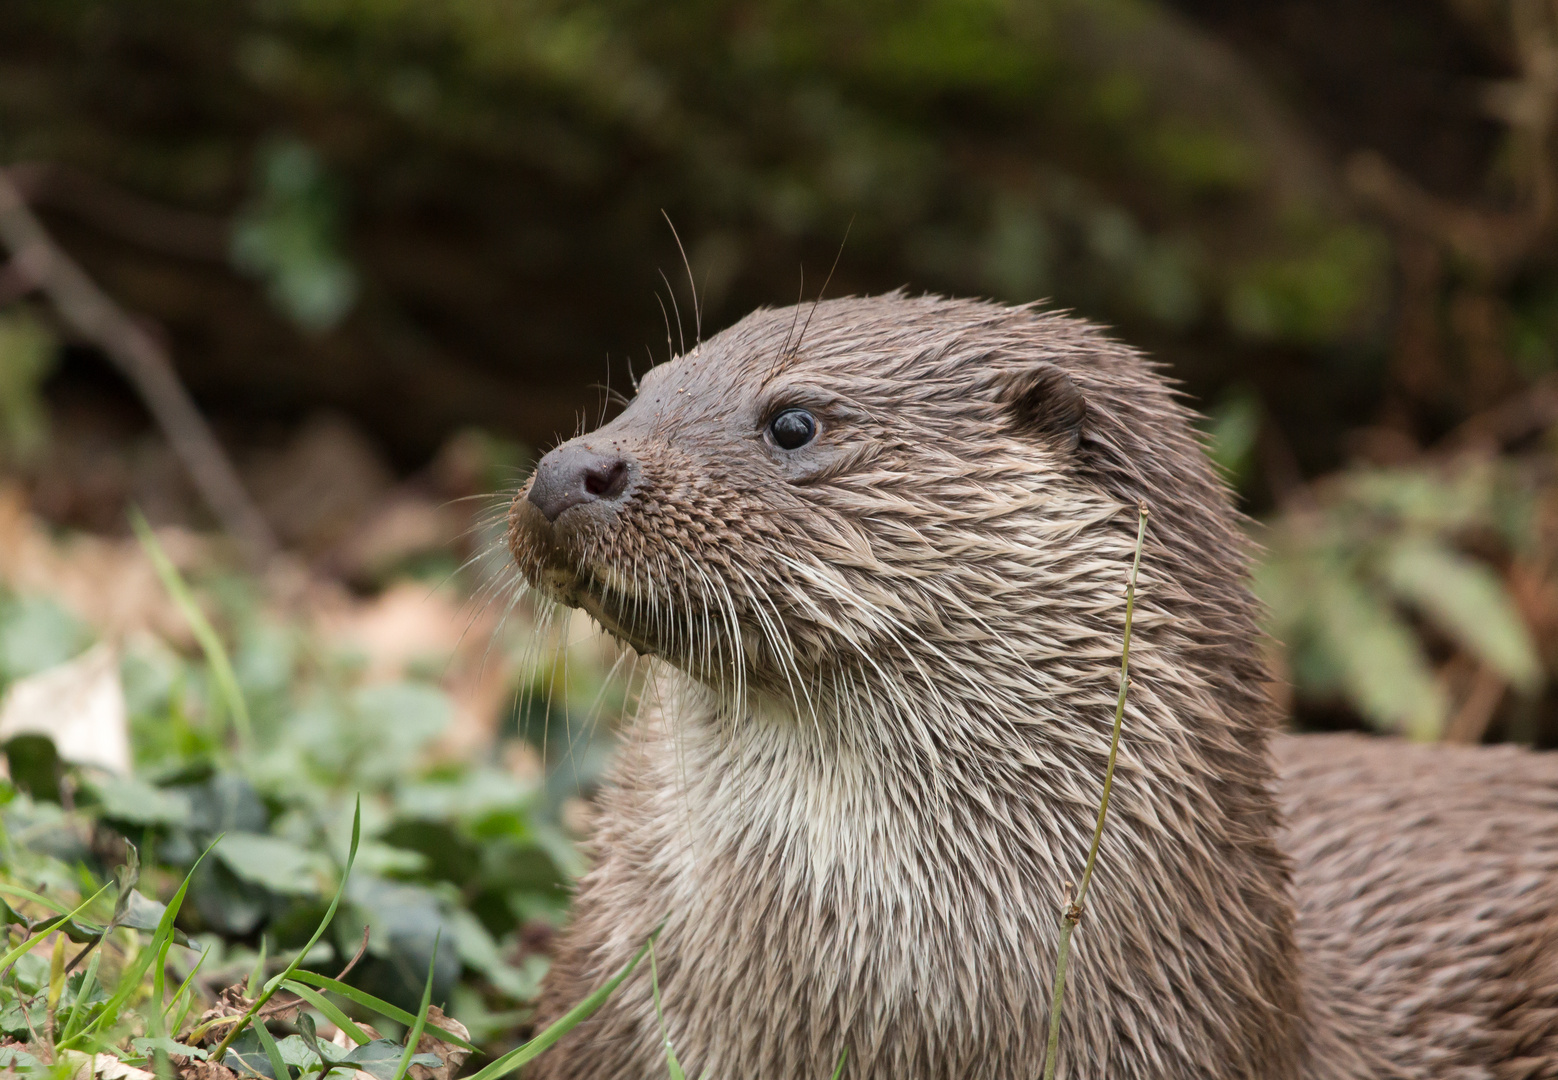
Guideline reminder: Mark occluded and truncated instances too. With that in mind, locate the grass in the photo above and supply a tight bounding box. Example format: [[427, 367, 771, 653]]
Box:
[[0, 507, 624, 1076]]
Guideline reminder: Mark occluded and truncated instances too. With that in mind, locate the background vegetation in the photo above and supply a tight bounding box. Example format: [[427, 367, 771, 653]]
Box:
[[5, 0, 1558, 1076]]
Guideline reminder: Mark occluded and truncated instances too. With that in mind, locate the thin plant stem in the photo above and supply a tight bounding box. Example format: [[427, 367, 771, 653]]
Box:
[[1042, 503, 1148, 1080], [210, 800, 360, 1064]]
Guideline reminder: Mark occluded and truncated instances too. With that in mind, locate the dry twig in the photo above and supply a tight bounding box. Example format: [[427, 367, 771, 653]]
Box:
[[0, 167, 277, 566], [1042, 504, 1149, 1080]]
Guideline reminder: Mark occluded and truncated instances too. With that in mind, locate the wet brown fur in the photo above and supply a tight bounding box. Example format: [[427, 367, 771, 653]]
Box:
[[507, 294, 1558, 1079]]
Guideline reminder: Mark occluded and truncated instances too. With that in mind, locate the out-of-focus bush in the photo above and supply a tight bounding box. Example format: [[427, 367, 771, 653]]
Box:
[[0, 506, 630, 1047], [0, 0, 1391, 458], [1256, 453, 1550, 741]]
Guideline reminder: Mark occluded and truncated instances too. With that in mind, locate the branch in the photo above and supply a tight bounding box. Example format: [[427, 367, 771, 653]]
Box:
[[0, 167, 277, 567]]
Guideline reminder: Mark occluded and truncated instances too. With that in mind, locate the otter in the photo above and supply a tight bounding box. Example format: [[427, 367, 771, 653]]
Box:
[[507, 294, 1558, 1079]]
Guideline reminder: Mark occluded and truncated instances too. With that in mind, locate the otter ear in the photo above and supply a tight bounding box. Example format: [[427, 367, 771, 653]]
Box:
[[1001, 362, 1087, 453]]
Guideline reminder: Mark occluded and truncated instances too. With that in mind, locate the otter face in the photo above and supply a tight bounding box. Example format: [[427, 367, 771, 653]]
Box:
[[507, 294, 1123, 718]]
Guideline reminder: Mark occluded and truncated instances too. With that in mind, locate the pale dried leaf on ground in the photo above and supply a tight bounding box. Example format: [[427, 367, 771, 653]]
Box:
[[0, 641, 128, 772], [407, 1007, 471, 1080]]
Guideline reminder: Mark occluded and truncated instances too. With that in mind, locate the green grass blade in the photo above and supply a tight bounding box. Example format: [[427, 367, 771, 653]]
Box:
[[58, 947, 102, 1043], [283, 972, 475, 1052], [277, 982, 370, 1046], [830, 1047, 848, 1080], [464, 927, 661, 1080], [165, 945, 211, 1027], [253, 1013, 291, 1080], [247, 938, 269, 999], [212, 799, 361, 1063], [0, 881, 112, 978], [130, 507, 252, 748], [648, 941, 685, 1080], [389, 934, 439, 1080], [0, 884, 74, 917], [60, 836, 216, 1050]]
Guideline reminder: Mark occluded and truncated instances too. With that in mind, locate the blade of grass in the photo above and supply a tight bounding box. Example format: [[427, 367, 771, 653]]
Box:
[[464, 925, 663, 1080], [830, 1047, 848, 1080], [1042, 504, 1148, 1080], [0, 882, 113, 979], [130, 507, 252, 748], [277, 982, 370, 1046], [59, 838, 216, 1050], [247, 938, 269, 999], [211, 799, 361, 1063], [165, 945, 211, 1028], [0, 884, 74, 917], [59, 947, 103, 1043], [282, 973, 474, 1051], [648, 941, 685, 1080], [389, 934, 439, 1080], [252, 1012, 291, 1080]]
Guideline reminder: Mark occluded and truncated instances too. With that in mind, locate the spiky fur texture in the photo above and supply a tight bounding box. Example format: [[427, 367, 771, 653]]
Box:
[[507, 294, 1558, 1078]]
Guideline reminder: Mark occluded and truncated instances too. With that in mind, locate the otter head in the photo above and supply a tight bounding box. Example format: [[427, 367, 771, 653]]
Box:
[[504, 293, 1221, 736]]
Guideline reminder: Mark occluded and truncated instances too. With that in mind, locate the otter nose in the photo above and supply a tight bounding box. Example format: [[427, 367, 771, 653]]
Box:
[[527, 443, 633, 522]]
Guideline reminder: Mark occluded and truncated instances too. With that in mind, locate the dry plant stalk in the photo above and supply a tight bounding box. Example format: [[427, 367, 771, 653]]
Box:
[[0, 167, 277, 566], [1042, 503, 1149, 1080]]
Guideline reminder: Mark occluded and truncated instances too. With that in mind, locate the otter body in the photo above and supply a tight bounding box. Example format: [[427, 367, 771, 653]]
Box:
[[509, 295, 1558, 1079]]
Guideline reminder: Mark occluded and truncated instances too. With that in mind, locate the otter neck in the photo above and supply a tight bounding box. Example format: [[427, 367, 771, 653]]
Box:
[[649, 646, 1305, 1075]]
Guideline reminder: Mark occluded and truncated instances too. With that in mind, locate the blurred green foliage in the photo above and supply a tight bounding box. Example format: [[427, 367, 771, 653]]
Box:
[[1256, 459, 1544, 739], [231, 139, 358, 333], [1, 545, 620, 1053], [0, 0, 1394, 456]]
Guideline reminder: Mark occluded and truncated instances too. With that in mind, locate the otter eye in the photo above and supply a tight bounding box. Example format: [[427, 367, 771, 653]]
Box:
[[768, 409, 817, 450]]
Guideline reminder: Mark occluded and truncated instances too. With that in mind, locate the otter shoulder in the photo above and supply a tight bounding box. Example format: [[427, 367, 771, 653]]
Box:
[[1275, 732, 1558, 1076]]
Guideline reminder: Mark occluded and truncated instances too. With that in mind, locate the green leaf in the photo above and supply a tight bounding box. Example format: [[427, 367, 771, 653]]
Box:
[[343, 1040, 441, 1080], [0, 595, 90, 682], [119, 889, 191, 946], [90, 776, 193, 827], [1383, 538, 1542, 691], [273, 1033, 334, 1068], [57, 949, 106, 1042], [1314, 573, 1445, 739], [132, 1037, 210, 1061], [222, 1029, 282, 1079], [255, 1016, 293, 1080], [59, 836, 215, 1049], [0, 1046, 41, 1069], [212, 799, 362, 1064], [231, 138, 359, 332], [0, 883, 72, 917], [215, 832, 327, 896]]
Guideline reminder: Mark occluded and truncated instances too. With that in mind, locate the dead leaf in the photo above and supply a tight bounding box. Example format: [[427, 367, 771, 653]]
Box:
[[408, 1007, 471, 1080], [0, 643, 128, 773], [56, 1051, 155, 1080]]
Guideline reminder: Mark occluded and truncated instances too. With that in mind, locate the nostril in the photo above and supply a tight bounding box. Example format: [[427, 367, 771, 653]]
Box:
[[584, 459, 627, 499], [528, 444, 634, 522]]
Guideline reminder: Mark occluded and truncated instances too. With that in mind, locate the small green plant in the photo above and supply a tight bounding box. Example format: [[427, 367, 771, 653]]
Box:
[[1, 502, 628, 1076], [1256, 459, 1542, 739]]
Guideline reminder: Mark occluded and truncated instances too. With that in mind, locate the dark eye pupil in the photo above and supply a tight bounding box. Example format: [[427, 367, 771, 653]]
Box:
[[770, 409, 817, 450]]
